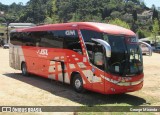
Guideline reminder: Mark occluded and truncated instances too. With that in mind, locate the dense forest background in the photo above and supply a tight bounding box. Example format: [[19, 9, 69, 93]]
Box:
[[0, 0, 160, 39]]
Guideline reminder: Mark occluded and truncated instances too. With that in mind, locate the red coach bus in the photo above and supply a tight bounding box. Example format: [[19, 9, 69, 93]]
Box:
[[9, 22, 143, 94]]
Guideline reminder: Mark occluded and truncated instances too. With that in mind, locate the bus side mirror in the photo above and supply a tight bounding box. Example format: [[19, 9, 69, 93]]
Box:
[[91, 38, 111, 58]]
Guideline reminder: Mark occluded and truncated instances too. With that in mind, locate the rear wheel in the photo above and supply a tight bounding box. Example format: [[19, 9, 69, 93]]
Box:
[[72, 74, 85, 93], [21, 62, 28, 76]]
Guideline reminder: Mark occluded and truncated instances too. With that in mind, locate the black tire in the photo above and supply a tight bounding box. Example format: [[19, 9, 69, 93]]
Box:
[[21, 62, 29, 76], [72, 74, 85, 93]]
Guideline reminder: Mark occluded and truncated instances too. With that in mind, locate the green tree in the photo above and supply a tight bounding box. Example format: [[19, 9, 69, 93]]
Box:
[[51, 0, 59, 23], [0, 0, 158, 34], [19, 0, 47, 24], [44, 17, 53, 24], [0, 17, 5, 23], [110, 11, 121, 19], [132, 10, 137, 21], [151, 19, 160, 47], [109, 18, 130, 29], [137, 29, 145, 39], [152, 7, 159, 21]]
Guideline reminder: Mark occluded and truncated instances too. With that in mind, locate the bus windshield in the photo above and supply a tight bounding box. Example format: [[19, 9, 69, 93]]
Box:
[[103, 34, 143, 76]]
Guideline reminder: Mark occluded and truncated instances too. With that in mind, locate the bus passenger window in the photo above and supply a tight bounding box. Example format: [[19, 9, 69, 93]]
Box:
[[94, 46, 104, 66], [67, 42, 82, 54], [63, 30, 82, 54], [94, 52, 103, 65]]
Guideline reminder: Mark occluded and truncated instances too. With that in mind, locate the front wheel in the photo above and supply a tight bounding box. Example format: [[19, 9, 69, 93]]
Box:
[[72, 74, 85, 93], [21, 62, 29, 76]]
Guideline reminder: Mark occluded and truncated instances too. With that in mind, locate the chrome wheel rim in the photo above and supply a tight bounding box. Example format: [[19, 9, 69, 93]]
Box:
[[22, 64, 26, 74], [75, 79, 81, 89]]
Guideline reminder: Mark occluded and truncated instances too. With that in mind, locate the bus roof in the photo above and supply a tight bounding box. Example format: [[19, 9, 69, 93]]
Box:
[[13, 22, 135, 36]]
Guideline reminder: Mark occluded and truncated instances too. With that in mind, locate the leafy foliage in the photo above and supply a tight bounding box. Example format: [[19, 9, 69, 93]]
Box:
[[0, 0, 160, 38], [151, 19, 160, 46], [109, 18, 130, 29]]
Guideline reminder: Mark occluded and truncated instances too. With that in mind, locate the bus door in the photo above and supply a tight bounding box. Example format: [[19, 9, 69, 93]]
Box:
[[92, 43, 106, 92], [90, 38, 111, 93], [85, 41, 106, 93]]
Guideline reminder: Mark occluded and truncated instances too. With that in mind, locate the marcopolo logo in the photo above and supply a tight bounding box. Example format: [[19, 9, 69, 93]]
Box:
[[65, 30, 76, 36], [37, 49, 48, 56]]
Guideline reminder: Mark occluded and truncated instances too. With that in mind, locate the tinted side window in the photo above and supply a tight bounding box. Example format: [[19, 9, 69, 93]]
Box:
[[10, 30, 82, 54], [34, 30, 79, 48], [31, 31, 46, 47], [81, 29, 102, 60], [21, 32, 37, 46], [81, 30, 102, 42], [41, 31, 64, 48], [40, 30, 82, 54], [63, 30, 81, 53], [10, 32, 23, 45], [10, 32, 41, 46], [81, 30, 105, 70]]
